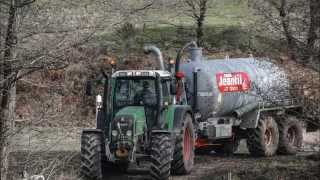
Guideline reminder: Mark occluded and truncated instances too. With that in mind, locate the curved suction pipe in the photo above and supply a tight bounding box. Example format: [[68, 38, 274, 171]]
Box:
[[144, 45, 165, 71]]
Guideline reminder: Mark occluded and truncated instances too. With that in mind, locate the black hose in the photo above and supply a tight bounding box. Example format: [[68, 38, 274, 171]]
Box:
[[193, 70, 198, 111]]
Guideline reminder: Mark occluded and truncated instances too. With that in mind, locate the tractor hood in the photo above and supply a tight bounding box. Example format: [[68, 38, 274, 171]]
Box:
[[114, 106, 146, 136]]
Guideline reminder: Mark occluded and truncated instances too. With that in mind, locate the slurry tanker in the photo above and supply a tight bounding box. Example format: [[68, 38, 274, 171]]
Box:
[[80, 42, 304, 180]]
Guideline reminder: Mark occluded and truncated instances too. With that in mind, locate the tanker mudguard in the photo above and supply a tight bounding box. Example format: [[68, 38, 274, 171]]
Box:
[[240, 109, 261, 129], [173, 106, 194, 130]]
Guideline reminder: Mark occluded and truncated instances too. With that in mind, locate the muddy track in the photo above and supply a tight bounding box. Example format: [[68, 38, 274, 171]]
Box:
[[9, 128, 320, 180], [9, 150, 319, 180]]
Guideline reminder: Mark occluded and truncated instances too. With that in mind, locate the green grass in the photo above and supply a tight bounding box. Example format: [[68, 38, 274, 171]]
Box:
[[94, 0, 281, 56], [155, 0, 254, 27]]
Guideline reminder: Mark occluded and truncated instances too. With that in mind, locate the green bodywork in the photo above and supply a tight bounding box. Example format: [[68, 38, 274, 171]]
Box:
[[163, 105, 175, 130], [111, 105, 176, 140], [115, 106, 146, 139], [104, 74, 190, 162]]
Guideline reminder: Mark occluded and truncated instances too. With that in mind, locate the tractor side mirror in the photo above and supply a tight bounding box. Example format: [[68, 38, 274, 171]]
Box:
[[85, 80, 92, 96], [170, 81, 177, 95]]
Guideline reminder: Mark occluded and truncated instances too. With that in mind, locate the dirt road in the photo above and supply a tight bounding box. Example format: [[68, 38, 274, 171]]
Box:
[[8, 127, 320, 180]]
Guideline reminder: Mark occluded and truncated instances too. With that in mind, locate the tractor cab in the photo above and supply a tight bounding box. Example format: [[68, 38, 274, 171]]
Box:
[[111, 70, 172, 129], [104, 70, 177, 162]]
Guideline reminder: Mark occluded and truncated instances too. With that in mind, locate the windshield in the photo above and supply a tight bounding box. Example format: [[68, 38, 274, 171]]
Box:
[[113, 77, 157, 110]]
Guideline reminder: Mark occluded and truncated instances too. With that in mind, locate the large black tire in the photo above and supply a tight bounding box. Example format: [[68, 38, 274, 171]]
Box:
[[150, 133, 172, 180], [80, 133, 103, 180], [247, 116, 279, 157], [171, 114, 195, 175], [277, 116, 303, 155]]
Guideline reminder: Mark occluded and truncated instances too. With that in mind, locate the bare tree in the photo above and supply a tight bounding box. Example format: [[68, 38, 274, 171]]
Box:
[[0, 1, 36, 178], [250, 0, 320, 71], [183, 0, 209, 46], [0, 0, 98, 178], [307, 0, 320, 67], [0, 0, 158, 178]]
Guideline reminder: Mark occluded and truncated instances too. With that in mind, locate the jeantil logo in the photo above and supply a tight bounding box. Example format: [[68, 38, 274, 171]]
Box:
[[216, 72, 250, 92]]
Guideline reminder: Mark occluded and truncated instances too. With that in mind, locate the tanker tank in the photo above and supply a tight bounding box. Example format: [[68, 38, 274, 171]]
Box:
[[180, 48, 289, 119]]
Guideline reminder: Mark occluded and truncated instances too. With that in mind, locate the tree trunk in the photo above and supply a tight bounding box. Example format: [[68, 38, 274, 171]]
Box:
[[196, 0, 207, 46], [196, 17, 204, 47], [0, 85, 15, 180], [279, 0, 298, 62], [0, 1, 17, 179], [307, 0, 320, 70]]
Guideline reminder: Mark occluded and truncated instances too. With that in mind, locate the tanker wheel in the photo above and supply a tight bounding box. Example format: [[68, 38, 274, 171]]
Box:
[[247, 116, 279, 157], [171, 114, 195, 175], [80, 133, 103, 180], [150, 133, 172, 180], [277, 116, 303, 155]]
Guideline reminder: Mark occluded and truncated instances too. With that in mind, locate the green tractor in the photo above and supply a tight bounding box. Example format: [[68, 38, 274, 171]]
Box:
[[80, 45, 196, 180]]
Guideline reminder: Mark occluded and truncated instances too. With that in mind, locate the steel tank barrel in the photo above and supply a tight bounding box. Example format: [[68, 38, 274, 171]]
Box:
[[180, 48, 289, 119]]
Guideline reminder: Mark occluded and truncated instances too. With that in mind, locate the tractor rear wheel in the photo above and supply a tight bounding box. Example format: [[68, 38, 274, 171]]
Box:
[[247, 116, 279, 157], [171, 114, 195, 175], [277, 116, 303, 155], [150, 133, 172, 180], [80, 133, 103, 180]]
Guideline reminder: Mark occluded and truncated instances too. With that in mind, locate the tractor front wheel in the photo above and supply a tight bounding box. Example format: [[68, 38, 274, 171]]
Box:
[[171, 114, 195, 175], [80, 132, 103, 180], [150, 133, 172, 180]]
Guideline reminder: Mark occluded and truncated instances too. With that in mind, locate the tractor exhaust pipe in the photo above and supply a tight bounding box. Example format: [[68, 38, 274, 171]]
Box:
[[144, 45, 165, 71]]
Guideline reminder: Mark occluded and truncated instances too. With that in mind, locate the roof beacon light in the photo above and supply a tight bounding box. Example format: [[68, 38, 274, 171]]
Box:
[[110, 59, 116, 66]]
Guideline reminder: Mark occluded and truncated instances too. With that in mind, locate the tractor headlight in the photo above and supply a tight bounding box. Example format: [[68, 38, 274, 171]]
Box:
[[96, 95, 102, 109], [126, 130, 132, 137], [112, 130, 118, 136]]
